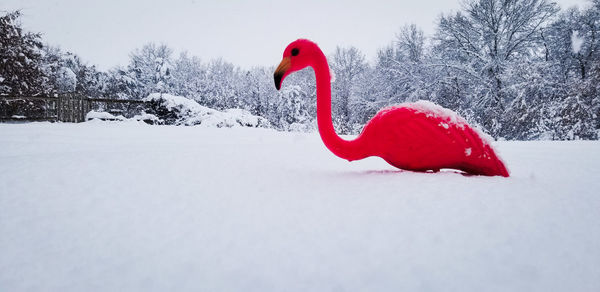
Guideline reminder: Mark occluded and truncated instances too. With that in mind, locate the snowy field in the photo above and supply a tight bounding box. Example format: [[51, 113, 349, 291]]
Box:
[[1, 122, 599, 292]]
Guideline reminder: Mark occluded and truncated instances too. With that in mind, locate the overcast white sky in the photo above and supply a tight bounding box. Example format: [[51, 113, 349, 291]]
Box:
[[3, 0, 589, 70]]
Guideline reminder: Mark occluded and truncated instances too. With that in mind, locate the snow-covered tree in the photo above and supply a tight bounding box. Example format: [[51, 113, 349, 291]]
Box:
[[329, 46, 368, 134], [396, 24, 425, 63], [40, 46, 98, 95], [434, 0, 559, 136], [0, 11, 46, 96], [350, 66, 389, 131], [544, 6, 599, 81], [127, 43, 174, 99], [171, 52, 207, 101], [273, 85, 312, 130], [203, 58, 239, 109], [237, 67, 275, 118], [531, 2, 600, 139], [372, 24, 432, 104]]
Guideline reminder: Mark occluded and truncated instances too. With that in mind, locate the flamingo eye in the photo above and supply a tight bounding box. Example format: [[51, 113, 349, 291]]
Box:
[[291, 48, 299, 56]]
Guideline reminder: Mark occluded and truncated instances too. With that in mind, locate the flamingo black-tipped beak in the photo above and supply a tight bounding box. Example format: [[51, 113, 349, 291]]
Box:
[[274, 57, 291, 90], [274, 73, 283, 90]]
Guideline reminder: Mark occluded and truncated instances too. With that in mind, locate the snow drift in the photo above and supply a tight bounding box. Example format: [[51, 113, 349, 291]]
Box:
[[143, 93, 270, 128]]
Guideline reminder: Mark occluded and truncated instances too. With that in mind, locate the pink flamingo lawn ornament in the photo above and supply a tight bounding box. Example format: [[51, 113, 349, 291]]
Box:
[[274, 39, 509, 177]]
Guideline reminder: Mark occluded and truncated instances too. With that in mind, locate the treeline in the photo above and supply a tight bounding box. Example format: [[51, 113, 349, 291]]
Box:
[[1, 0, 599, 140]]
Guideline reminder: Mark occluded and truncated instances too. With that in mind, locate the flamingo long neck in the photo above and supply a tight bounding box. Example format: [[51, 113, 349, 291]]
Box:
[[310, 51, 367, 161]]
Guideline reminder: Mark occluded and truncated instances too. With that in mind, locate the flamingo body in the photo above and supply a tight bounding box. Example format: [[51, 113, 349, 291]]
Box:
[[274, 39, 509, 177], [356, 102, 509, 176]]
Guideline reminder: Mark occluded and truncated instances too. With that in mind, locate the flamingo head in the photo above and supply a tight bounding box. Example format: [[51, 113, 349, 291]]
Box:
[[274, 39, 318, 90]]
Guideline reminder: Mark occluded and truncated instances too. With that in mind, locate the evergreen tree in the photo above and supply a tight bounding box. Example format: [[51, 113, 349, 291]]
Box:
[[0, 11, 46, 96]]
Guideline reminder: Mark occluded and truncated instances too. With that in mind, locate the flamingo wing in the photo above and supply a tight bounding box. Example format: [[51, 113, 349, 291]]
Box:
[[360, 101, 509, 176]]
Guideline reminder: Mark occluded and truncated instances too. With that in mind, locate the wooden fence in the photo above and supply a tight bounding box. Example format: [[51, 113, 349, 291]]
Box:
[[0, 95, 147, 123]]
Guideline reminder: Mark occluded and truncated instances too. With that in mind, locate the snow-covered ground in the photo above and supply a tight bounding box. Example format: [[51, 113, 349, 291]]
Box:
[[1, 122, 599, 292]]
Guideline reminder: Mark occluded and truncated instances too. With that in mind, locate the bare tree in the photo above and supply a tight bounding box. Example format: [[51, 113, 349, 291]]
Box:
[[329, 46, 367, 134], [396, 24, 425, 63], [434, 0, 559, 135]]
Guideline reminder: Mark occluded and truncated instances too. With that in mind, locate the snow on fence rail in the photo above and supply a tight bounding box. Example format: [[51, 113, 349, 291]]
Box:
[[0, 95, 146, 123]]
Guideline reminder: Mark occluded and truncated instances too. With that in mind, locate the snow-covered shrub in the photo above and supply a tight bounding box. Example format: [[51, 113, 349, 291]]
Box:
[[86, 111, 126, 121], [0, 98, 48, 120], [86, 110, 160, 124], [131, 112, 161, 125], [143, 93, 270, 128], [288, 121, 317, 133]]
